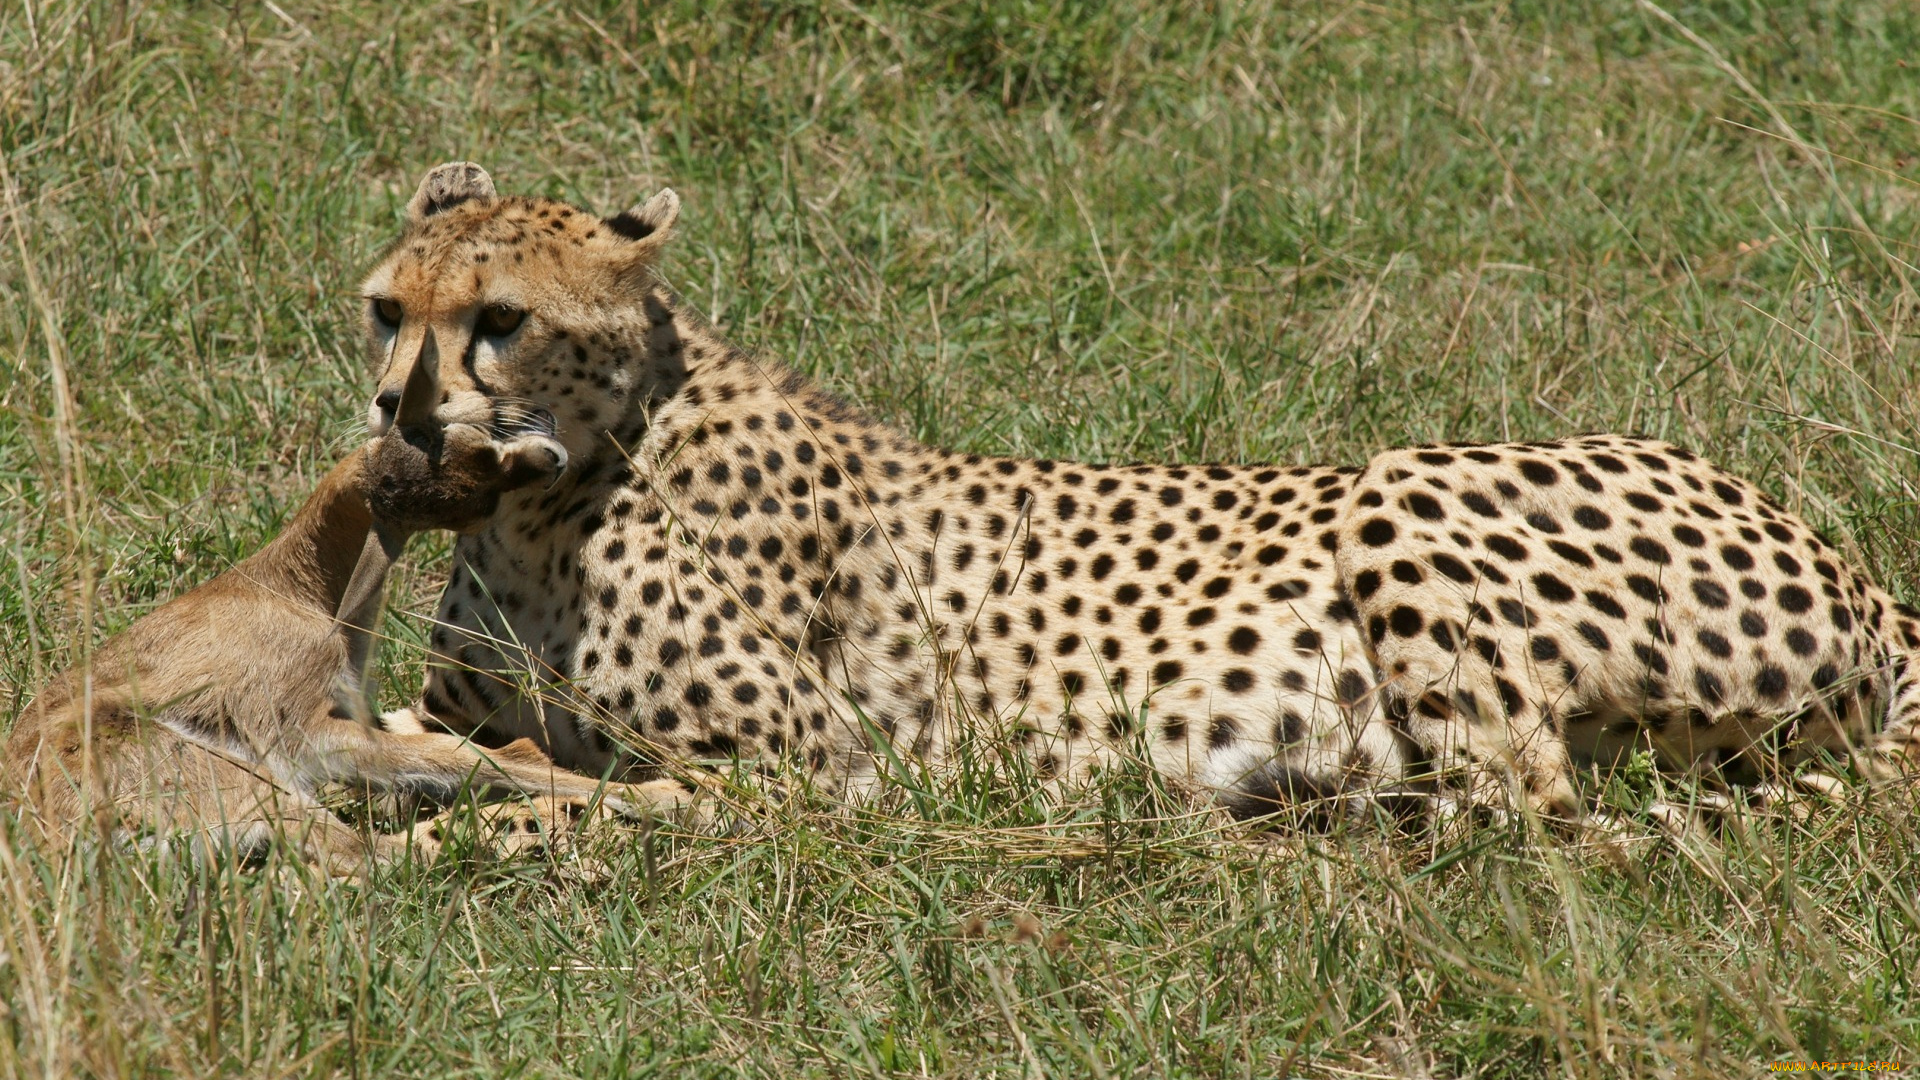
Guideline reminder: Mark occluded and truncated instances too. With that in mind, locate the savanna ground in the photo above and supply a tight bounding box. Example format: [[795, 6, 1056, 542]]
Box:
[[2, 0, 1918, 1075]]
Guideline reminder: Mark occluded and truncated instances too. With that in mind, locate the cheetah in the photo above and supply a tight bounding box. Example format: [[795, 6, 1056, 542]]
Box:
[[1334, 436, 1920, 819], [360, 162, 1413, 820], [363, 162, 1918, 829], [6, 335, 687, 874]]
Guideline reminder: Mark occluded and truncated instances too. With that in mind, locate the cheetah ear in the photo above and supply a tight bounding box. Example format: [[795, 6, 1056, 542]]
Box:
[[407, 161, 496, 224], [604, 188, 679, 246]]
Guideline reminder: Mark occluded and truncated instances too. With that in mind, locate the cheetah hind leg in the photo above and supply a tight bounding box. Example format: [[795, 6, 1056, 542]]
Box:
[[1643, 766, 1846, 846], [1384, 677, 1588, 833]]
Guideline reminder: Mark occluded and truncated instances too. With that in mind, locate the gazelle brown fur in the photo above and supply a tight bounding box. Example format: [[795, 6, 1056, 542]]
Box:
[[5, 332, 697, 875]]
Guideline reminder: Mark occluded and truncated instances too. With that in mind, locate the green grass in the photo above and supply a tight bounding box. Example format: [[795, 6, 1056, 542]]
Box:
[[4, 0, 1920, 1074]]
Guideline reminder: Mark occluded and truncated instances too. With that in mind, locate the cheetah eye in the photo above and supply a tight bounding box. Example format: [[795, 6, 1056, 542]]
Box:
[[371, 297, 404, 329], [476, 304, 526, 338]]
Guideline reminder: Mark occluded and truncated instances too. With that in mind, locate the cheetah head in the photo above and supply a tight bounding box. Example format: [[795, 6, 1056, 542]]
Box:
[[357, 161, 680, 462]]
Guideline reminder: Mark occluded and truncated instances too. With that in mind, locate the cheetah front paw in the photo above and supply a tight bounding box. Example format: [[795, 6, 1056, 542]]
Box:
[[604, 776, 719, 831], [406, 794, 624, 875]]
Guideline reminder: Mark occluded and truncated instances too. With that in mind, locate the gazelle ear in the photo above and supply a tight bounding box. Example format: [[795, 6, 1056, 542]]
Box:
[[604, 188, 679, 245], [407, 161, 495, 223], [395, 329, 441, 428]]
